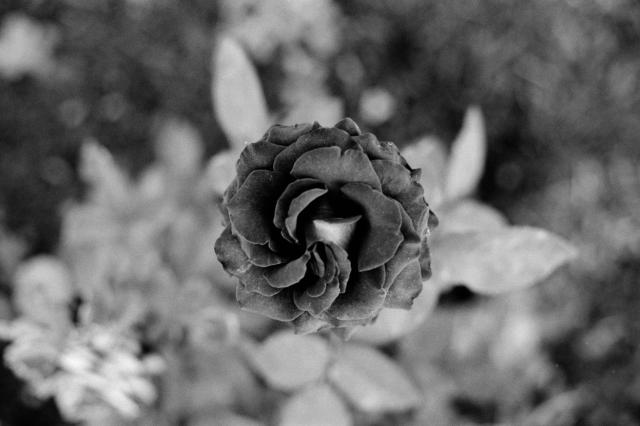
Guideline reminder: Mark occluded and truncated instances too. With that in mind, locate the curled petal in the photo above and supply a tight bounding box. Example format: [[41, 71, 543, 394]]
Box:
[[294, 279, 341, 316], [214, 226, 251, 275], [334, 118, 361, 136], [352, 133, 403, 164], [236, 141, 285, 184], [291, 147, 381, 191], [273, 127, 351, 173], [340, 183, 403, 272], [265, 253, 311, 288], [384, 260, 422, 309], [274, 178, 325, 232], [284, 188, 328, 243], [327, 267, 387, 320], [239, 238, 286, 267], [241, 266, 282, 296], [228, 170, 289, 245], [236, 286, 302, 321], [265, 122, 319, 146]]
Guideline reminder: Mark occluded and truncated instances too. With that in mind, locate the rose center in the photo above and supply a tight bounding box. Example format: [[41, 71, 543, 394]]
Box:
[[305, 215, 362, 250]]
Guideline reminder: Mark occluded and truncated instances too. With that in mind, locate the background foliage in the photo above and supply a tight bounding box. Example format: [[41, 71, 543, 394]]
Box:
[[0, 0, 639, 425]]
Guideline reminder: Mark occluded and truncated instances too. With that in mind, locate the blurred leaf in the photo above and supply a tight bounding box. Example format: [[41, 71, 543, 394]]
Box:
[[431, 226, 577, 294], [154, 117, 204, 179], [352, 282, 439, 345], [79, 141, 131, 210], [279, 384, 352, 426], [401, 136, 447, 207], [13, 256, 73, 328], [444, 106, 486, 201], [434, 200, 507, 235], [327, 344, 420, 414], [245, 330, 330, 392], [201, 149, 238, 196], [282, 94, 344, 127], [212, 36, 269, 148]]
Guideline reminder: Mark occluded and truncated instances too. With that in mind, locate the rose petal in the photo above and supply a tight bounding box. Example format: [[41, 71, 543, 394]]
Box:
[[293, 313, 328, 334], [384, 260, 422, 309], [327, 267, 387, 320], [240, 237, 286, 267], [265, 122, 319, 146], [419, 238, 432, 279], [236, 285, 302, 321], [214, 226, 251, 275], [371, 159, 429, 236], [273, 127, 351, 173], [241, 266, 283, 296], [265, 253, 311, 288], [334, 118, 361, 136], [274, 178, 325, 232], [236, 141, 286, 184], [228, 170, 289, 245], [351, 133, 402, 164], [294, 278, 341, 315], [340, 183, 403, 272], [310, 249, 325, 278], [326, 243, 351, 293], [291, 147, 381, 191], [284, 188, 329, 243]]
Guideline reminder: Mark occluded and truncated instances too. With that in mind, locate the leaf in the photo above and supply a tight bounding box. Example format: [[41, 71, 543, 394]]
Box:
[[430, 226, 577, 294], [154, 117, 203, 178], [79, 141, 131, 210], [444, 106, 486, 201], [401, 136, 447, 207], [327, 343, 421, 413], [352, 282, 439, 345], [279, 384, 352, 426], [212, 36, 269, 149], [434, 200, 507, 235], [245, 330, 330, 392]]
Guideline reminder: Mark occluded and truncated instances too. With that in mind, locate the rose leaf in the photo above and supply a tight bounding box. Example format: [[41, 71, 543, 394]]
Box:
[[246, 330, 330, 392], [278, 384, 352, 426], [327, 343, 421, 413], [444, 106, 486, 202], [430, 226, 577, 294], [434, 199, 508, 236], [212, 36, 270, 149]]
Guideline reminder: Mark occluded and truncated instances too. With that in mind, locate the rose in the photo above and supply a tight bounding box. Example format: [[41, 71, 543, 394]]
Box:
[[214, 118, 437, 333]]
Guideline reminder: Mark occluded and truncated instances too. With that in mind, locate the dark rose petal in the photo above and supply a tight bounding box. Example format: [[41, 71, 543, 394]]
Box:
[[236, 141, 286, 185], [228, 170, 288, 245], [310, 249, 325, 278], [241, 266, 282, 296], [340, 183, 403, 271], [334, 118, 361, 136], [327, 267, 387, 320], [291, 147, 381, 191], [294, 279, 341, 315], [371, 159, 429, 236], [419, 238, 432, 279], [236, 285, 302, 321], [351, 133, 403, 164], [214, 226, 251, 275], [306, 274, 328, 297], [292, 313, 328, 334], [384, 236, 421, 290], [239, 237, 286, 267], [274, 178, 325, 233], [264, 252, 311, 288], [326, 243, 351, 293], [284, 188, 329, 243], [384, 260, 422, 308], [265, 122, 319, 146], [272, 127, 351, 173]]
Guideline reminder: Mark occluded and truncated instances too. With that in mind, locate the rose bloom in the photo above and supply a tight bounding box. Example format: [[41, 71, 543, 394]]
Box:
[[215, 118, 436, 333]]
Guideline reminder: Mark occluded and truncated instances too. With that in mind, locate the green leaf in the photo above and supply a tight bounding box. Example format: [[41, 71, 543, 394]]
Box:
[[327, 344, 420, 413], [444, 106, 486, 201], [431, 226, 577, 294], [352, 282, 439, 345], [279, 384, 352, 426], [212, 36, 269, 149], [245, 330, 330, 392], [434, 200, 507, 235], [401, 136, 447, 207]]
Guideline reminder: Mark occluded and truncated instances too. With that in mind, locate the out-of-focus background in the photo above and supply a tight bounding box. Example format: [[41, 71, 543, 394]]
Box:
[[0, 1, 639, 425]]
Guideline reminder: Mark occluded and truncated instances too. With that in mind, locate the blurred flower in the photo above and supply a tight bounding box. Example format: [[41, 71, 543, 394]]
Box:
[[359, 87, 397, 125], [0, 13, 58, 80], [215, 119, 437, 333]]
